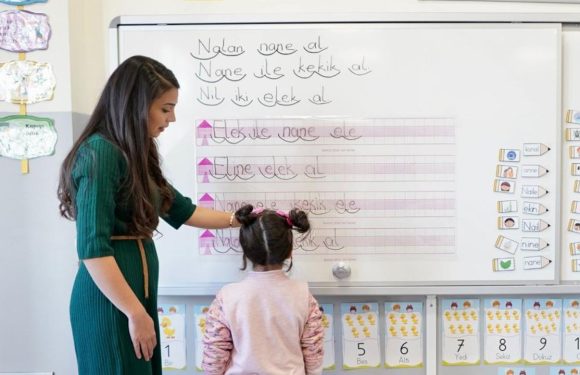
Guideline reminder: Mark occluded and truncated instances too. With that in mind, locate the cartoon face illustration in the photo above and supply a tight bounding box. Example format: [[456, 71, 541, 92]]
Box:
[[504, 218, 515, 228], [349, 306, 357, 314], [546, 300, 554, 309], [533, 301, 541, 310], [505, 301, 513, 309], [406, 304, 414, 312], [503, 167, 514, 178], [500, 181, 511, 191], [451, 302, 458, 310]]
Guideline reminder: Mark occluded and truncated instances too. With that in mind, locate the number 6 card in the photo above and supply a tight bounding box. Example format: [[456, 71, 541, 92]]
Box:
[[341, 302, 380, 369], [483, 298, 522, 365], [523, 298, 562, 364], [385, 302, 423, 368], [441, 299, 481, 366]]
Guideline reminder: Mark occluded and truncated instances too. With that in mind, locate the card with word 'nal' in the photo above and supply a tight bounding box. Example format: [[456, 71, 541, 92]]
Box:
[[341, 303, 380, 370], [157, 304, 186, 370], [441, 299, 481, 366], [385, 302, 423, 368], [523, 298, 562, 364], [484, 298, 522, 365]]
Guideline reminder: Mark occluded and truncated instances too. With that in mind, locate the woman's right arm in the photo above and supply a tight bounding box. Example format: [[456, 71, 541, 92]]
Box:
[[83, 256, 156, 361]]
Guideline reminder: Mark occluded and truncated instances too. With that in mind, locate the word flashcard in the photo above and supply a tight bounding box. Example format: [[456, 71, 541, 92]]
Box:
[[563, 299, 580, 364], [320, 304, 336, 370], [521, 185, 549, 198], [521, 165, 549, 178], [442, 299, 480, 366], [523, 143, 550, 156], [341, 303, 380, 369], [193, 305, 210, 370], [385, 302, 423, 368], [484, 299, 522, 365], [521, 238, 549, 252], [158, 304, 186, 370], [523, 202, 549, 215], [523, 298, 562, 364]]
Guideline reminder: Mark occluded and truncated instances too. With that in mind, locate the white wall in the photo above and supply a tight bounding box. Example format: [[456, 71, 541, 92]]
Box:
[[4, 1, 580, 374]]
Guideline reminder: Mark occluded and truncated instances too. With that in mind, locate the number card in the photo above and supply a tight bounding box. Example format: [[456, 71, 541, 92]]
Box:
[[523, 298, 562, 364], [563, 299, 580, 364], [484, 298, 522, 365], [320, 304, 336, 370], [441, 299, 481, 365], [193, 304, 210, 371], [157, 304, 186, 370], [341, 303, 380, 369], [499, 367, 536, 375], [385, 302, 423, 368]]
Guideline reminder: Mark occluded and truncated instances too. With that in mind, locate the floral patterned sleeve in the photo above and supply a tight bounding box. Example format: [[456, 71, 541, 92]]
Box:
[[202, 292, 233, 375], [301, 294, 325, 375]]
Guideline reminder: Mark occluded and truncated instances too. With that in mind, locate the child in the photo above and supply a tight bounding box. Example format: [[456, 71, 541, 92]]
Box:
[[202, 204, 324, 375]]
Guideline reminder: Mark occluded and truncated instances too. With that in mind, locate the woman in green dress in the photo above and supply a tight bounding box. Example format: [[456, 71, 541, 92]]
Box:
[[57, 55, 237, 374]]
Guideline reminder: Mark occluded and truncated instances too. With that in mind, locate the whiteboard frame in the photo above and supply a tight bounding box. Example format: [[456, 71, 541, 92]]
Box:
[[110, 14, 570, 294]]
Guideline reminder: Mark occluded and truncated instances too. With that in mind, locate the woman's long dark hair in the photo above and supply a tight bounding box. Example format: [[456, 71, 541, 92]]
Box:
[[58, 55, 179, 236]]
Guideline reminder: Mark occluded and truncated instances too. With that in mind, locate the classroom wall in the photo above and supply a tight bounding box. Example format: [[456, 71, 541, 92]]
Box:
[[4, 1, 580, 374], [0, 0, 77, 374]]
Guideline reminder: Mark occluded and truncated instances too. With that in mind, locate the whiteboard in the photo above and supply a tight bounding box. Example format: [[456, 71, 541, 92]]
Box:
[[116, 22, 561, 287]]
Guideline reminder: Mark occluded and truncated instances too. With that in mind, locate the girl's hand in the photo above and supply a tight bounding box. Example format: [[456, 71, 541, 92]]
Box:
[[128, 310, 157, 361]]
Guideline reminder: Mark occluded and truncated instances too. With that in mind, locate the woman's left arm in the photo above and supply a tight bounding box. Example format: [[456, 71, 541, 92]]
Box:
[[184, 206, 239, 229]]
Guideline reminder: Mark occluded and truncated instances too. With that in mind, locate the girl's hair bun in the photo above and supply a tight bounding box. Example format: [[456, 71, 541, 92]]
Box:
[[234, 204, 256, 226], [289, 208, 310, 234]]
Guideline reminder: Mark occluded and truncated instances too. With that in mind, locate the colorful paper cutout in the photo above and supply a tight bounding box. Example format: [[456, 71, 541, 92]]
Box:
[[0, 10, 51, 52], [0, 60, 56, 104], [0, 115, 56, 159]]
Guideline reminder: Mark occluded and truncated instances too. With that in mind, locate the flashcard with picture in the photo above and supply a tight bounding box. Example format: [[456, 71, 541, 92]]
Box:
[[550, 367, 580, 375], [341, 302, 380, 369], [523, 298, 562, 364], [441, 299, 480, 366], [483, 298, 522, 365], [157, 304, 186, 370], [193, 304, 210, 371], [498, 367, 536, 375], [319, 304, 336, 370], [563, 298, 580, 364], [385, 302, 423, 368]]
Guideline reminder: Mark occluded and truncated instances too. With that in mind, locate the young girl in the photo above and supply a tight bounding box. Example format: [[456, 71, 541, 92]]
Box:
[[202, 204, 324, 375]]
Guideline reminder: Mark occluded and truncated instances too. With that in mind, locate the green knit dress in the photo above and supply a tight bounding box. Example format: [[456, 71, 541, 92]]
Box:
[[69, 134, 195, 375]]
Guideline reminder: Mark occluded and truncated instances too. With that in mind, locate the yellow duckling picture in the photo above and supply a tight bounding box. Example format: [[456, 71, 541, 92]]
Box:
[[160, 316, 176, 339]]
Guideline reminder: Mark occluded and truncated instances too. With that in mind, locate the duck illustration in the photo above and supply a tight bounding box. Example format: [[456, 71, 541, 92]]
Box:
[[160, 316, 175, 339]]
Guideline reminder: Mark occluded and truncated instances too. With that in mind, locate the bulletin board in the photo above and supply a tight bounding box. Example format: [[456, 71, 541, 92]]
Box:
[[113, 20, 561, 288]]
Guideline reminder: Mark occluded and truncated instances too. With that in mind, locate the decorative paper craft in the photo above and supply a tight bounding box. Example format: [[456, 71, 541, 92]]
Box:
[[0, 60, 56, 104], [0, 0, 47, 4], [0, 115, 56, 159], [385, 302, 423, 368], [563, 298, 580, 364], [157, 304, 186, 370], [341, 303, 381, 369], [484, 298, 522, 365], [523, 298, 562, 364], [320, 304, 336, 370], [0, 10, 51, 52], [441, 299, 481, 365]]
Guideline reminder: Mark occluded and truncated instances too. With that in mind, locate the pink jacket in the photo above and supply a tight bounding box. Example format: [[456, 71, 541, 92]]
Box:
[[202, 270, 324, 375]]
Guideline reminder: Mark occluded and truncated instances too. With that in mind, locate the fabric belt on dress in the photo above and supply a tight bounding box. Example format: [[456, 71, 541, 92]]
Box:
[[110, 235, 151, 299]]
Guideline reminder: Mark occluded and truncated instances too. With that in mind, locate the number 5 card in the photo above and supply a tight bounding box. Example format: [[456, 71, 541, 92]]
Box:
[[441, 299, 481, 366], [483, 298, 522, 365], [385, 302, 423, 368], [341, 302, 380, 369], [523, 298, 562, 364]]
